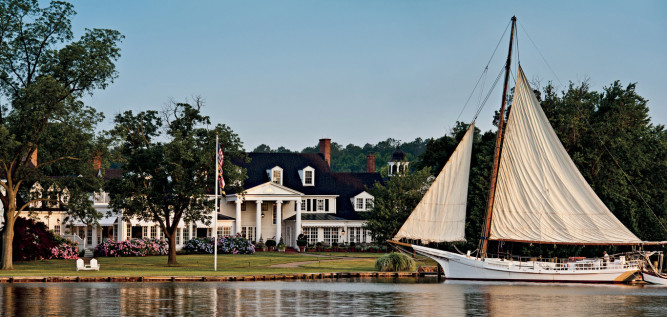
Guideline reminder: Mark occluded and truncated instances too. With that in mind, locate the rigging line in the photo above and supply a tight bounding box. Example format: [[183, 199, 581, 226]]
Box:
[[453, 19, 511, 125], [473, 65, 505, 121], [485, 20, 512, 71], [518, 21, 563, 88], [454, 67, 489, 124]]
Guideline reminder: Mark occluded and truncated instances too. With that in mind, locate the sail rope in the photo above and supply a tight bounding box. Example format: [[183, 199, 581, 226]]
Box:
[[455, 20, 511, 125], [518, 21, 667, 235]]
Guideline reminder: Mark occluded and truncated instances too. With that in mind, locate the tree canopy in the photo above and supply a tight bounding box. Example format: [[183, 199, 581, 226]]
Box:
[[0, 0, 122, 269], [106, 100, 247, 265]]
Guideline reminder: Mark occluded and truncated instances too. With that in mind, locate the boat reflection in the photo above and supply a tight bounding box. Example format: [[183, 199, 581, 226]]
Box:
[[1, 278, 665, 316]]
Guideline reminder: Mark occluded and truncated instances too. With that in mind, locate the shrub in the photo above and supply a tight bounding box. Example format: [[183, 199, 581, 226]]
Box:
[[375, 252, 416, 272], [265, 239, 277, 247], [94, 238, 168, 257], [8, 217, 78, 261], [182, 234, 255, 255], [297, 239, 308, 247]]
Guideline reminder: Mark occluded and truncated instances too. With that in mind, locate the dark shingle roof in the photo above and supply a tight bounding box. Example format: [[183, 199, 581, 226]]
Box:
[[235, 153, 383, 221], [390, 148, 406, 162], [218, 214, 235, 220], [284, 214, 348, 221], [331, 172, 383, 220], [238, 153, 337, 195]]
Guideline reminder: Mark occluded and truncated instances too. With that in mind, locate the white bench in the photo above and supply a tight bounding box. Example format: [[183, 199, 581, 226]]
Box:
[[76, 258, 100, 271]]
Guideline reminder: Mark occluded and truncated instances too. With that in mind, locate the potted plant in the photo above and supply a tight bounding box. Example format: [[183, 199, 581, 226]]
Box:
[[332, 241, 339, 252], [297, 234, 307, 252], [265, 239, 276, 252], [316, 242, 323, 252], [349, 242, 356, 252], [306, 243, 316, 252], [277, 237, 286, 252], [255, 238, 265, 252]]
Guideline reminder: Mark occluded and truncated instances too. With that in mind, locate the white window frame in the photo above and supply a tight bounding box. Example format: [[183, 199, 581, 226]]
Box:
[[353, 191, 374, 211], [268, 166, 283, 185], [365, 198, 374, 210], [356, 198, 364, 210], [317, 199, 325, 211], [300, 166, 315, 186]]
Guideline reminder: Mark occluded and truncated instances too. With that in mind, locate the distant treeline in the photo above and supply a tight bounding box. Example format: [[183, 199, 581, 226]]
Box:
[[252, 138, 429, 174]]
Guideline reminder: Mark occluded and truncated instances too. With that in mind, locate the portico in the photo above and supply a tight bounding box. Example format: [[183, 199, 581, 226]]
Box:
[[225, 182, 303, 247]]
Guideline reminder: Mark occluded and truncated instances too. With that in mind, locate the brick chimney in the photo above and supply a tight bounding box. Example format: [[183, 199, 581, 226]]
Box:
[[366, 153, 376, 173], [28, 148, 38, 168], [93, 155, 102, 171], [318, 138, 331, 167]]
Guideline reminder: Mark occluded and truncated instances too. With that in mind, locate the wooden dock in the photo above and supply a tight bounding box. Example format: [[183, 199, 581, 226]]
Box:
[[0, 271, 431, 283]]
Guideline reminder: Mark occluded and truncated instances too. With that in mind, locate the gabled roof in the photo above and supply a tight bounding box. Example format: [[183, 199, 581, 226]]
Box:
[[233, 152, 383, 221], [236, 153, 337, 195], [331, 172, 383, 220]]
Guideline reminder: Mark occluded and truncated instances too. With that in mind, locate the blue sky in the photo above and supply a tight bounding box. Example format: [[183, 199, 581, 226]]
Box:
[[67, 0, 666, 151]]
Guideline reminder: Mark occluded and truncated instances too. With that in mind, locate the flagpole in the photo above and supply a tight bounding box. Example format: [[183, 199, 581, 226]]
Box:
[[214, 134, 219, 271]]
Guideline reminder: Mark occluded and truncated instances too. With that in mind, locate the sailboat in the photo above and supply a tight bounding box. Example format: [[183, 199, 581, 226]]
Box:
[[390, 16, 665, 283]]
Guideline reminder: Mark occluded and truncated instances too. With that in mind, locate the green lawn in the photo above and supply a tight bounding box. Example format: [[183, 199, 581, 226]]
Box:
[[0, 252, 406, 277]]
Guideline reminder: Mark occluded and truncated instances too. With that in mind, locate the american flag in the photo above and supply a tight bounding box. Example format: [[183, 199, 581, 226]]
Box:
[[217, 144, 225, 190]]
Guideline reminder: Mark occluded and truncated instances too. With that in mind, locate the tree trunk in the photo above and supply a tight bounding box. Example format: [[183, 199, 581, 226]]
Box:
[[1, 215, 15, 270], [1, 189, 17, 271], [167, 232, 178, 266]]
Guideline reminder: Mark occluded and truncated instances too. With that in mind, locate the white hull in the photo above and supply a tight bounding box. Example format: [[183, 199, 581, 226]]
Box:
[[413, 245, 640, 283], [642, 272, 667, 285]]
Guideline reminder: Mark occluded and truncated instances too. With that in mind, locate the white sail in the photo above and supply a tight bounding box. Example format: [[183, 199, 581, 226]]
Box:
[[489, 66, 642, 244], [394, 123, 475, 243]]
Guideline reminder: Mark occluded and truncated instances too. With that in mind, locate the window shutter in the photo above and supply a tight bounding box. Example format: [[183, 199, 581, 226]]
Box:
[[307, 199, 311, 211], [325, 199, 329, 211]]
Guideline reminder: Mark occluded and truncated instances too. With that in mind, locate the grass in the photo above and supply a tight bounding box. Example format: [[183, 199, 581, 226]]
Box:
[[0, 252, 400, 277]]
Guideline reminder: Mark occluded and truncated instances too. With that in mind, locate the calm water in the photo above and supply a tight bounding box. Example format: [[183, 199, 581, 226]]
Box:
[[1, 277, 666, 316]]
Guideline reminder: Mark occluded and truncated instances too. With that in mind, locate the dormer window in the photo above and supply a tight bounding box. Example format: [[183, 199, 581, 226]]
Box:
[[272, 170, 281, 184], [352, 191, 374, 211], [299, 166, 315, 186], [305, 170, 313, 185], [267, 166, 283, 185]]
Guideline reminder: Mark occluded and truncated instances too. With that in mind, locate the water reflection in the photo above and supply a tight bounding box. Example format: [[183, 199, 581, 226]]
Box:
[[1, 278, 666, 316]]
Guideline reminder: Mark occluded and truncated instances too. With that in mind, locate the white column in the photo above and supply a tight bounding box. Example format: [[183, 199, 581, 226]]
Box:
[[295, 199, 302, 248], [276, 200, 283, 244], [92, 226, 98, 246], [118, 215, 123, 241], [256, 200, 263, 242], [235, 200, 242, 235]]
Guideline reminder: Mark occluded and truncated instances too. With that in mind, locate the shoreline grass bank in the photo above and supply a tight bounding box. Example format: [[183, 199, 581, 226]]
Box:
[[0, 252, 437, 279]]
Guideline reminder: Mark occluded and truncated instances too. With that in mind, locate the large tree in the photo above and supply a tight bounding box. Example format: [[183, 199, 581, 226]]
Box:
[[106, 101, 247, 266], [0, 0, 122, 269], [364, 167, 433, 243]]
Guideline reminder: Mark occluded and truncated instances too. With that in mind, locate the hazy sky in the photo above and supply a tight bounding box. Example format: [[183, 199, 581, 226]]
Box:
[[65, 0, 666, 151]]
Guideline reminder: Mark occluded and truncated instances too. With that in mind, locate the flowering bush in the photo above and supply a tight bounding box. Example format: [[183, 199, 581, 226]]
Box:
[[10, 217, 78, 261], [94, 238, 168, 257], [183, 234, 255, 254]]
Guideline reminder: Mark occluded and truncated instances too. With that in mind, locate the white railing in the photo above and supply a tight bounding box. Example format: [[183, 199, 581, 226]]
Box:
[[484, 253, 642, 272], [63, 234, 84, 249]]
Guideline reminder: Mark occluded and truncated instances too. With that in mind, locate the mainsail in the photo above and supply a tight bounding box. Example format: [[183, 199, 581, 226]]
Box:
[[489, 66, 642, 245], [394, 123, 475, 243]]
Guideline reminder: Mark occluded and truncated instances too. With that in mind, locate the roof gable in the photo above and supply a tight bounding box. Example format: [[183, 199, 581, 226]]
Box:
[[245, 181, 304, 196]]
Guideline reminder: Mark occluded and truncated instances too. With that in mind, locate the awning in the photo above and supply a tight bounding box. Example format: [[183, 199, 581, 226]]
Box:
[[71, 215, 118, 226]]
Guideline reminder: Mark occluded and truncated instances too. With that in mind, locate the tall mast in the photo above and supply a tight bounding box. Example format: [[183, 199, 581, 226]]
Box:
[[480, 16, 516, 259]]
